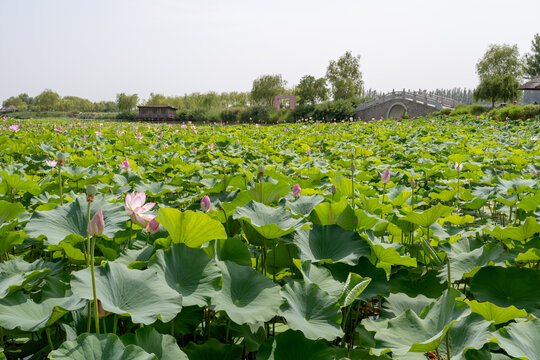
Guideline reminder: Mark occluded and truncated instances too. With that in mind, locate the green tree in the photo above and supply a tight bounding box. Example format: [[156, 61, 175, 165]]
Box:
[[325, 51, 363, 101], [146, 93, 168, 105], [2, 96, 28, 111], [474, 44, 523, 106], [116, 93, 139, 112], [524, 33, 540, 78], [250, 74, 287, 106], [294, 75, 329, 106], [476, 44, 523, 79], [473, 75, 519, 108], [34, 89, 60, 111]]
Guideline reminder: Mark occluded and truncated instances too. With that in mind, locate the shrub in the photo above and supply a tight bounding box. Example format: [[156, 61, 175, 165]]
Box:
[[116, 111, 136, 121], [487, 104, 540, 120]]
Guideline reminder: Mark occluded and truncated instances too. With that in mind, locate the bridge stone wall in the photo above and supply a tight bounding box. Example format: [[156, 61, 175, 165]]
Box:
[[355, 98, 439, 121]]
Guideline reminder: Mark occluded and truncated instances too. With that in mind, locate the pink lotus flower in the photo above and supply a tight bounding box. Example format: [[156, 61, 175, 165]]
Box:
[[306, 149, 311, 155], [201, 195, 211, 212], [181, 123, 187, 129], [95, 131, 103, 137], [8, 124, 19, 132], [125, 192, 156, 226], [292, 184, 301, 197], [146, 217, 160, 234], [163, 143, 169, 149], [193, 147, 197, 154], [88, 209, 104, 236], [82, 135, 87, 141], [135, 133, 143, 140], [45, 160, 57, 167], [121, 160, 130, 170], [381, 169, 391, 184], [209, 143, 214, 150]]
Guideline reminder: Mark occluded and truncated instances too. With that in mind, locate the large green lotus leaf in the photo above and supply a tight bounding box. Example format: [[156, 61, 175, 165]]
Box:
[[60, 165, 92, 180], [121, 327, 188, 360], [0, 200, 25, 225], [228, 322, 266, 352], [0, 171, 40, 195], [155, 208, 227, 247], [402, 203, 454, 227], [214, 237, 252, 266], [299, 260, 343, 298], [380, 292, 433, 318], [463, 299, 527, 325], [311, 201, 356, 231], [133, 182, 176, 196], [464, 350, 512, 360], [0, 258, 63, 298], [439, 238, 508, 282], [182, 338, 242, 360], [518, 191, 540, 212], [484, 217, 540, 242], [470, 266, 540, 311], [26, 195, 129, 245], [495, 318, 540, 360], [233, 200, 310, 239], [284, 194, 325, 216], [436, 313, 495, 360], [0, 291, 85, 332], [293, 224, 371, 265], [249, 181, 290, 205], [389, 269, 447, 299], [327, 258, 390, 302], [0, 229, 24, 254], [279, 281, 344, 341], [331, 175, 353, 198], [49, 333, 157, 360], [338, 272, 371, 308], [368, 237, 417, 268], [148, 244, 221, 307], [257, 329, 334, 360], [212, 261, 281, 325], [71, 262, 182, 325], [370, 288, 470, 356]]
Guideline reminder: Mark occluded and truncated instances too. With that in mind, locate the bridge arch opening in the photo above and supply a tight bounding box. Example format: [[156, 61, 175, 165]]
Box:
[[386, 102, 407, 119]]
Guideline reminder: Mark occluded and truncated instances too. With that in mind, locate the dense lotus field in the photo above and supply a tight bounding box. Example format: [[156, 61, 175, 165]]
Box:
[[0, 116, 539, 360]]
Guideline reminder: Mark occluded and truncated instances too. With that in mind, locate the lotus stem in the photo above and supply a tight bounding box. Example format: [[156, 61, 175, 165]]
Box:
[[46, 327, 54, 350], [90, 236, 100, 334], [225, 318, 231, 342], [170, 318, 174, 338], [446, 331, 451, 360], [58, 167, 63, 205], [86, 203, 91, 267], [446, 256, 452, 289], [113, 314, 118, 335]]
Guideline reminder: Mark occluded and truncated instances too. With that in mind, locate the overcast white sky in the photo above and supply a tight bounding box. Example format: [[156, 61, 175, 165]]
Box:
[[1, 0, 539, 102]]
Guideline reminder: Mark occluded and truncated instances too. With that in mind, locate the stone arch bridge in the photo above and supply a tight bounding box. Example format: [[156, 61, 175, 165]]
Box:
[[354, 90, 459, 120]]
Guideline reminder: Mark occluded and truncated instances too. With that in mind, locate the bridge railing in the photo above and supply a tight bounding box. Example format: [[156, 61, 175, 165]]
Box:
[[355, 90, 459, 112]]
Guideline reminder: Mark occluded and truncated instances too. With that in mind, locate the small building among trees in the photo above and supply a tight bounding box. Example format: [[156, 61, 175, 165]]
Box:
[[135, 105, 177, 121]]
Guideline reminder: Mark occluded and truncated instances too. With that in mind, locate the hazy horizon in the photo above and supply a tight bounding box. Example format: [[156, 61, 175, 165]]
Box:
[[2, 0, 539, 103]]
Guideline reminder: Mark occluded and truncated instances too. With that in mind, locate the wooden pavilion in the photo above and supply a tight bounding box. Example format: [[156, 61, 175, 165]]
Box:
[[135, 105, 177, 121]]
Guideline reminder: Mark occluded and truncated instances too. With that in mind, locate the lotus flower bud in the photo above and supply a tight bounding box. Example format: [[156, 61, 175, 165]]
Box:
[[97, 299, 109, 318], [411, 178, 416, 189], [88, 209, 104, 236], [350, 162, 355, 172], [454, 162, 463, 172], [86, 185, 97, 202], [56, 152, 66, 166], [330, 185, 337, 195], [532, 169, 538, 176], [257, 165, 265, 178], [381, 169, 391, 184], [292, 184, 301, 198], [121, 159, 130, 170], [146, 217, 160, 234], [201, 195, 211, 212]]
